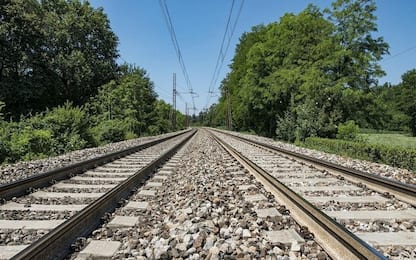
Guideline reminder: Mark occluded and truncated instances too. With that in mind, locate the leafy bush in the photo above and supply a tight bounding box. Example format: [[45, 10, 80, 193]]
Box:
[[0, 101, 5, 121], [336, 120, 359, 141], [0, 121, 21, 163], [147, 125, 161, 136], [124, 131, 137, 140], [0, 123, 10, 163], [30, 102, 92, 153], [276, 111, 297, 142], [9, 127, 55, 161], [91, 119, 127, 145], [301, 137, 416, 172]]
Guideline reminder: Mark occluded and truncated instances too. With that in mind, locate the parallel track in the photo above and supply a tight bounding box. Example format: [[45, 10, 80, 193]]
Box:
[[0, 130, 191, 201], [213, 129, 416, 206], [209, 128, 416, 259], [0, 130, 196, 259]]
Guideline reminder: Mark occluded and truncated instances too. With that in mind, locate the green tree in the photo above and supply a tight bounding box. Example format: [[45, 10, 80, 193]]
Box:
[[0, 0, 119, 118], [214, 1, 390, 140], [220, 5, 342, 137], [326, 0, 389, 89], [149, 100, 173, 134], [91, 65, 158, 143], [398, 69, 416, 135]]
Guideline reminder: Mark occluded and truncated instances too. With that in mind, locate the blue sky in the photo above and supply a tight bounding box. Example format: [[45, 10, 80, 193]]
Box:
[[89, 0, 416, 114]]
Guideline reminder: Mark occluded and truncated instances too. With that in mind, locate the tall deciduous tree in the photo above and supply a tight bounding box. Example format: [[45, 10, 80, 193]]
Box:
[[398, 69, 416, 135], [326, 0, 389, 89], [0, 0, 118, 118], [208, 1, 391, 140], [91, 65, 157, 138]]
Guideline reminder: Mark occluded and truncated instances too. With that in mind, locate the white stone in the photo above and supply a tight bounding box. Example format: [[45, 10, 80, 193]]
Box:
[[145, 182, 163, 188], [85, 171, 135, 176], [0, 219, 64, 230], [153, 175, 168, 181], [356, 231, 416, 246], [138, 190, 156, 196], [78, 240, 121, 259], [325, 209, 416, 220], [265, 230, 305, 246], [107, 216, 138, 227], [125, 201, 149, 210], [244, 194, 267, 202], [255, 208, 282, 218], [70, 176, 125, 182], [278, 177, 339, 185], [0, 202, 86, 212], [242, 229, 251, 238], [182, 207, 192, 215], [293, 185, 360, 192], [0, 245, 29, 259], [30, 191, 104, 199], [239, 185, 255, 190], [290, 242, 301, 252], [53, 183, 116, 189], [306, 195, 389, 204]]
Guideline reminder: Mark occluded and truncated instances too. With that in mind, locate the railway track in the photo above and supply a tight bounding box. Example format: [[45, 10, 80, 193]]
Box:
[[68, 130, 331, 259], [209, 128, 416, 259], [0, 130, 195, 259], [1, 128, 414, 259]]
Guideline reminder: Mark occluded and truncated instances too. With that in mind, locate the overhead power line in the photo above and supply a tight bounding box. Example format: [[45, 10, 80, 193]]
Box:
[[159, 0, 197, 112], [204, 0, 245, 111], [381, 45, 416, 63]]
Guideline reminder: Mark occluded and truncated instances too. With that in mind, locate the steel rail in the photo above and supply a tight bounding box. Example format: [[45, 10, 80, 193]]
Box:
[[212, 128, 416, 205], [0, 130, 191, 201], [12, 129, 197, 260], [209, 130, 385, 260]]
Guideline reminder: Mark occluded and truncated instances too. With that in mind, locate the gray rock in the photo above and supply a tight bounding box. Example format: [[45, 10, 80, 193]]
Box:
[[203, 235, 216, 250], [242, 229, 251, 238]]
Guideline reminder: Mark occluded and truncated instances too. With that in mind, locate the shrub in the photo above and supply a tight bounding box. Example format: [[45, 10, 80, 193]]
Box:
[[9, 127, 55, 161], [147, 125, 161, 136], [91, 119, 127, 145], [125, 131, 137, 140], [0, 124, 10, 163], [337, 120, 360, 141], [301, 137, 416, 172], [30, 102, 92, 153], [0, 121, 22, 163], [276, 111, 297, 142], [0, 101, 5, 121]]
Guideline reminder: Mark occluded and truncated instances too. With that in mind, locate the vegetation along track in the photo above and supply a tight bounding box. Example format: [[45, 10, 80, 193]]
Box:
[[0, 130, 196, 259], [209, 128, 416, 259]]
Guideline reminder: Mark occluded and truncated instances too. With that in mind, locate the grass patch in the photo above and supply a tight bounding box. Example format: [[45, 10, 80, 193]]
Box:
[[359, 133, 416, 149], [359, 128, 406, 134], [299, 137, 416, 172]]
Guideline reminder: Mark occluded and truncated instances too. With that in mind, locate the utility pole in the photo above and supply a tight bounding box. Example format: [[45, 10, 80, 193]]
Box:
[[172, 73, 177, 131], [226, 85, 232, 130], [185, 102, 189, 128]]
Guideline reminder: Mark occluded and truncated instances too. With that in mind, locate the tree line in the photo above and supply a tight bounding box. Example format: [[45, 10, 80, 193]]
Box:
[[0, 0, 184, 163], [199, 0, 416, 139]]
